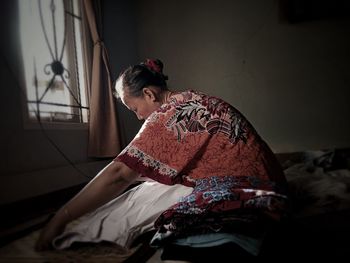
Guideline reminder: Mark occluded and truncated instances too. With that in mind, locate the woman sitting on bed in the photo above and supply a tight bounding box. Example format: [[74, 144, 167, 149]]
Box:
[[36, 59, 289, 259]]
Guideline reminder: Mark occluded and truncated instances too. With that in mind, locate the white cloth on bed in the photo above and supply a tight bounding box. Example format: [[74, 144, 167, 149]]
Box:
[[53, 181, 193, 249]]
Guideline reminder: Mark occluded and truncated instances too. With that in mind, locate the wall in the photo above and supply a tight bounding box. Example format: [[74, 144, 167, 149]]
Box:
[[102, 0, 143, 147], [134, 0, 350, 153]]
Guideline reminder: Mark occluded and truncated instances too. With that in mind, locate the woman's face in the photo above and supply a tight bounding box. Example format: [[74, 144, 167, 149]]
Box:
[[121, 88, 161, 121]]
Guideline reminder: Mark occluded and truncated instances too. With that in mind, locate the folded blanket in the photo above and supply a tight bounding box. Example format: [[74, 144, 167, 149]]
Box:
[[53, 181, 193, 249]]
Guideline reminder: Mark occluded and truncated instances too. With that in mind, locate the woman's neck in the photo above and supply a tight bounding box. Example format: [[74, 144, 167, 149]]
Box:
[[160, 90, 173, 104]]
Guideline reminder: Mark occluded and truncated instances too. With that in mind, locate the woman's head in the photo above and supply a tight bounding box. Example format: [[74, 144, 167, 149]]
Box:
[[114, 59, 170, 120]]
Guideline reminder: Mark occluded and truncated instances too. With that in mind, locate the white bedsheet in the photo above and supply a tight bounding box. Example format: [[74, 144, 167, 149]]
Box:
[[53, 181, 193, 249]]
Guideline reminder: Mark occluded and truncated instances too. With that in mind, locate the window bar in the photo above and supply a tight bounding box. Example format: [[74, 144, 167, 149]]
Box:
[[38, 0, 55, 60], [33, 59, 40, 122], [50, 0, 59, 60], [27, 101, 89, 109], [59, 0, 68, 62], [70, 0, 83, 122]]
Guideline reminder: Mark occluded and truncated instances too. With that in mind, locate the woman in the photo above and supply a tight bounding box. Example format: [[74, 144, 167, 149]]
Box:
[[36, 59, 288, 259]]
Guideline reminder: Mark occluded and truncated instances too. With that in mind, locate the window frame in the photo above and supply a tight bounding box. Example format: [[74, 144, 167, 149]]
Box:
[[19, 0, 92, 130]]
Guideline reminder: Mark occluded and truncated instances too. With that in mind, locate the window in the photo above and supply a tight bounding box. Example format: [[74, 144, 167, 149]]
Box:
[[19, 0, 89, 125]]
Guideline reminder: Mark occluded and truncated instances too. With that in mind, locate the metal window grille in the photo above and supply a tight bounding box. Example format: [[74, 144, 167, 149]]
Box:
[[19, 0, 89, 123]]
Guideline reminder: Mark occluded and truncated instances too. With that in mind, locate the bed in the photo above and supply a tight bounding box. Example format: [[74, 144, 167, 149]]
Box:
[[1, 148, 350, 262]]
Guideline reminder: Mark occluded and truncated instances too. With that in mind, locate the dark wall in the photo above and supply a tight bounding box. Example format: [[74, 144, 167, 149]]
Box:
[[102, 0, 142, 147]]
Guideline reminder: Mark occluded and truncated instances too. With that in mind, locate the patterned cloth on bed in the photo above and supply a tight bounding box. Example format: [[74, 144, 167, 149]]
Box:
[[116, 90, 289, 247]]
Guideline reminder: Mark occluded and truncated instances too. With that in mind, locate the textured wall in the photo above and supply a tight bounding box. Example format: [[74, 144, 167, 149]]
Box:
[[134, 0, 350, 152]]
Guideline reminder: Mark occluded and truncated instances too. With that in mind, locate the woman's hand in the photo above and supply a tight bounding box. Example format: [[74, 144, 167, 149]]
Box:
[[35, 215, 66, 251], [35, 161, 138, 251]]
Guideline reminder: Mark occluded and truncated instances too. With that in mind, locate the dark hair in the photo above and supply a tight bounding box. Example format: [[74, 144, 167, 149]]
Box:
[[115, 59, 168, 98]]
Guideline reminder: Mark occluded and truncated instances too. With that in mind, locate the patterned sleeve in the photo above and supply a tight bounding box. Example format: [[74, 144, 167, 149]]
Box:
[[115, 103, 210, 186]]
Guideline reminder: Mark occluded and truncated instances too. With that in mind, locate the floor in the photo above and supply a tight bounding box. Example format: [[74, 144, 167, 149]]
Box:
[[1, 211, 350, 262]]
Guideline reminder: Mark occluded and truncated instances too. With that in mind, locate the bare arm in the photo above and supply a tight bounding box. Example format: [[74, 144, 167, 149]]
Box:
[[36, 160, 139, 251]]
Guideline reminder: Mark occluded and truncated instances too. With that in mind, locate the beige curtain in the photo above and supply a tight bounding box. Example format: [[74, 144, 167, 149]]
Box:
[[83, 0, 121, 157]]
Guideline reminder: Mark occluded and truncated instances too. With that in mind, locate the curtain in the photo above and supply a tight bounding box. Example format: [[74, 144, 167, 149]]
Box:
[[83, 0, 121, 157]]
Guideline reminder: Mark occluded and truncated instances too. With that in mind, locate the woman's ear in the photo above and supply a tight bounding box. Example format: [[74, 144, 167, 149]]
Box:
[[142, 87, 156, 102]]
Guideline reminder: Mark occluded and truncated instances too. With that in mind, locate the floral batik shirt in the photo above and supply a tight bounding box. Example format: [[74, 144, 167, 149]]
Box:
[[115, 90, 289, 241]]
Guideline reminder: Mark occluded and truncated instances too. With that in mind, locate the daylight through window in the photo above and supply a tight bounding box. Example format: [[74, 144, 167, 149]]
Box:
[[19, 0, 89, 124]]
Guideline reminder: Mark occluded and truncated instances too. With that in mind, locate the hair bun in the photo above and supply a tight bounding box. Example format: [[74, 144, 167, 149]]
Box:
[[144, 59, 163, 73], [143, 59, 168, 80]]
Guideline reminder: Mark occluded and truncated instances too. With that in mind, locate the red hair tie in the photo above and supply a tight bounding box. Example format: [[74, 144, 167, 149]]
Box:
[[145, 59, 161, 74]]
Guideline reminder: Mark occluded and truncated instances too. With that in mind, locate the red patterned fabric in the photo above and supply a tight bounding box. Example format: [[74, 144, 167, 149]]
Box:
[[115, 90, 288, 237]]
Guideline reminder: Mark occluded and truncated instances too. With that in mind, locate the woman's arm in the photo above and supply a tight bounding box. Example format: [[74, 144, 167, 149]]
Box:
[[35, 160, 139, 251]]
